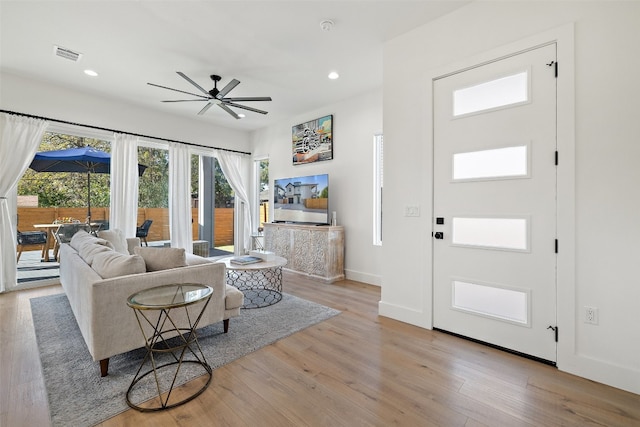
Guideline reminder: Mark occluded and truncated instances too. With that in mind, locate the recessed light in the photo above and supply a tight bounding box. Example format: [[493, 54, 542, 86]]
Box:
[[238, 113, 246, 118], [328, 71, 339, 80], [84, 69, 98, 77]]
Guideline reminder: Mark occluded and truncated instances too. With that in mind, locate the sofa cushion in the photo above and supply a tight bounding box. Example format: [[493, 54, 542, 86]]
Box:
[[92, 251, 146, 279], [133, 247, 187, 271], [69, 230, 98, 251], [98, 229, 129, 255], [78, 242, 113, 265], [185, 252, 211, 266]]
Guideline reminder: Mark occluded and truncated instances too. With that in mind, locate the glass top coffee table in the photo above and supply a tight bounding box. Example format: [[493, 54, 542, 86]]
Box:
[[126, 283, 213, 411], [218, 256, 287, 308]]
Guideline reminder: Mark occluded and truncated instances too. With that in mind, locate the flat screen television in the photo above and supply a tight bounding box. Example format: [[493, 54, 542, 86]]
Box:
[[273, 173, 329, 225]]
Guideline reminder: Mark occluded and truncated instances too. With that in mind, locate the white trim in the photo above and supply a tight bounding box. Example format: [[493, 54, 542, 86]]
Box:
[[372, 134, 383, 246]]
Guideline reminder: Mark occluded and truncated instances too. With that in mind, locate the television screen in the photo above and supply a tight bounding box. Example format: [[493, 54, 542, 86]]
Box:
[[273, 174, 329, 224]]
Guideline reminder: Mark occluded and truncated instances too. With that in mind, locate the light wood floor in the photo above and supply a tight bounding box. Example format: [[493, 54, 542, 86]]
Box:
[[2, 274, 639, 426]]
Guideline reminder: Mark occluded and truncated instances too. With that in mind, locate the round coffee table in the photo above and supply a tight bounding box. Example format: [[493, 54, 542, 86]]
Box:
[[218, 255, 287, 308], [126, 283, 213, 411]]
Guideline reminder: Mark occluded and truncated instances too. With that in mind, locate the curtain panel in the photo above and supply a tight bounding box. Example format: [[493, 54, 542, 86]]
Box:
[[0, 113, 49, 293], [216, 149, 252, 253], [169, 142, 193, 253], [110, 133, 140, 237]]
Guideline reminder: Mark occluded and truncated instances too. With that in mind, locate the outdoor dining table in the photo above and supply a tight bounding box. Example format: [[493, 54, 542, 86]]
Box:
[[33, 223, 100, 262], [33, 223, 61, 262]]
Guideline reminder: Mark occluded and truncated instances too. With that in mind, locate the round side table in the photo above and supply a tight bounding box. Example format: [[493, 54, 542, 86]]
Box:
[[126, 283, 213, 411]]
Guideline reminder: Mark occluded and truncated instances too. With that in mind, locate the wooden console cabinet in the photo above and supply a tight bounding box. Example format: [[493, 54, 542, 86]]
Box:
[[263, 223, 344, 283]]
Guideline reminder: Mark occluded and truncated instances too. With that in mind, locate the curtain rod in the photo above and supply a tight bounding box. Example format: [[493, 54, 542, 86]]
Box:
[[0, 109, 251, 155]]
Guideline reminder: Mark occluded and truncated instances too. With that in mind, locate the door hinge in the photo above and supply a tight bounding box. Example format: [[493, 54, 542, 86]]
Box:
[[555, 151, 558, 165], [547, 325, 558, 342], [555, 239, 558, 253], [547, 61, 558, 77]]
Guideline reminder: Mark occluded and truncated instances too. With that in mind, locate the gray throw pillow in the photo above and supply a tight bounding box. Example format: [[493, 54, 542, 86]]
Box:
[[133, 247, 187, 272], [92, 251, 146, 279]]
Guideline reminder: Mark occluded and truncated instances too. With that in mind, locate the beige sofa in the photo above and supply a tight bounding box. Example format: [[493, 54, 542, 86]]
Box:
[[58, 230, 243, 376]]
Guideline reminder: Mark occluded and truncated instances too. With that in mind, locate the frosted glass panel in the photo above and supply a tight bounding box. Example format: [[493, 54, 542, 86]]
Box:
[[453, 71, 528, 117], [452, 217, 528, 251], [453, 145, 528, 181], [453, 280, 528, 324]]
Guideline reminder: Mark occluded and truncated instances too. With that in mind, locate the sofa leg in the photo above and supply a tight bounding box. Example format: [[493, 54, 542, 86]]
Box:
[[223, 319, 229, 333], [100, 358, 110, 377]]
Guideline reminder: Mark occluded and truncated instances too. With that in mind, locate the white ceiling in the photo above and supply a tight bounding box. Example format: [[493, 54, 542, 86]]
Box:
[[1, 1, 469, 132]]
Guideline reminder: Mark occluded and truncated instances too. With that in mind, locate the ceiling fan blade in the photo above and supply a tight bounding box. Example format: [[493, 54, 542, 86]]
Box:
[[177, 71, 211, 96], [217, 79, 240, 99], [224, 97, 272, 102], [147, 82, 209, 99], [218, 103, 240, 119], [162, 99, 209, 102], [224, 101, 269, 115], [197, 102, 215, 115]]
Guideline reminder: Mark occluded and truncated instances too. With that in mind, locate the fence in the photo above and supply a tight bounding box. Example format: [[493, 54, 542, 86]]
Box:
[[17, 207, 235, 246]]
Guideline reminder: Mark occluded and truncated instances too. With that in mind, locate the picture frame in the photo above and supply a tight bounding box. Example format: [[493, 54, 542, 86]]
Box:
[[292, 114, 333, 165]]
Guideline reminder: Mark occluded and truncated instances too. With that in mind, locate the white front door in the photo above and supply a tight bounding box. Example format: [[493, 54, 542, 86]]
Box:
[[432, 44, 558, 362]]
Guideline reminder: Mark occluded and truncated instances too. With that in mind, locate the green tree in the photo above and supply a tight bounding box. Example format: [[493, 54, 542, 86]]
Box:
[[138, 147, 169, 208]]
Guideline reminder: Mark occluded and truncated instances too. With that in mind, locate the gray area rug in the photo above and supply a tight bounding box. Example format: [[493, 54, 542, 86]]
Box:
[[31, 292, 340, 427]]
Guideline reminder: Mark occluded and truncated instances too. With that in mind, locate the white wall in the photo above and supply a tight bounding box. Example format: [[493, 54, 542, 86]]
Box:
[[0, 72, 250, 151], [381, 1, 640, 394], [251, 89, 383, 285]]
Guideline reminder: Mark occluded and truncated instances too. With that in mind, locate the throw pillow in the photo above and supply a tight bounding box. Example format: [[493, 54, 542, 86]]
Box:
[[92, 251, 146, 279], [133, 247, 187, 272], [98, 229, 128, 255]]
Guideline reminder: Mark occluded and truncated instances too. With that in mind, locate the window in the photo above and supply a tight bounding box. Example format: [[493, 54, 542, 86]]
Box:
[[254, 157, 269, 228], [373, 134, 383, 245], [453, 70, 529, 117]]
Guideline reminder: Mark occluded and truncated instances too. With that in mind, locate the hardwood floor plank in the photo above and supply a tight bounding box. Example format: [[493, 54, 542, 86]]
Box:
[[2, 276, 640, 426]]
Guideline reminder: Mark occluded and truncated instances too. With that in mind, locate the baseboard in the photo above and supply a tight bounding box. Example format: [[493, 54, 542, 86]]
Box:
[[559, 354, 640, 395], [345, 269, 380, 286]]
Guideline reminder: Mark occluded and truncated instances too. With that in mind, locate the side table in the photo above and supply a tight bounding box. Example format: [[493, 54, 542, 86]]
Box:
[[126, 283, 213, 411]]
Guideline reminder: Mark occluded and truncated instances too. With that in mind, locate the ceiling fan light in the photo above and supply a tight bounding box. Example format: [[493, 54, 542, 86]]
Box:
[[328, 71, 339, 80]]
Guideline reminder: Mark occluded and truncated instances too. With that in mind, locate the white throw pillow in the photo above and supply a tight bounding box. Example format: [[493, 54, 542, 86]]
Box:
[[133, 247, 187, 272], [92, 251, 146, 279], [98, 229, 129, 255]]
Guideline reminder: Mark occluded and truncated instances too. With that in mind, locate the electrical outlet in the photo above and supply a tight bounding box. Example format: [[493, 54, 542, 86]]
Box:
[[585, 306, 599, 325]]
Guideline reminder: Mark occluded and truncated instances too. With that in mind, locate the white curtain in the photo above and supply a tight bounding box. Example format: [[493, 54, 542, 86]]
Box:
[[169, 142, 193, 253], [110, 133, 140, 237], [0, 114, 48, 293], [216, 150, 252, 253]]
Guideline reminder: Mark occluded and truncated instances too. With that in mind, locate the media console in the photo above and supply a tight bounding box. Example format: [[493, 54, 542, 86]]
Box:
[[263, 222, 344, 283]]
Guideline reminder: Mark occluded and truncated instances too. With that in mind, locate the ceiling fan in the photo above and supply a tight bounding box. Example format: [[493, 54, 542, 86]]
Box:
[[147, 72, 272, 119]]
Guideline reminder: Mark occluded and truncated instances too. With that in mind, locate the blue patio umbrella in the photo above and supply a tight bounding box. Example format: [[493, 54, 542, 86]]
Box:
[[29, 147, 147, 220]]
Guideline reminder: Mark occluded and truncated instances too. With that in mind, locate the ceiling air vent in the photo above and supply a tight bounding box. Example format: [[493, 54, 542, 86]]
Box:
[[53, 45, 82, 62]]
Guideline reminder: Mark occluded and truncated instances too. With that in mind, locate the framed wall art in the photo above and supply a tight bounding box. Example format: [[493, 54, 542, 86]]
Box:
[[292, 114, 333, 165]]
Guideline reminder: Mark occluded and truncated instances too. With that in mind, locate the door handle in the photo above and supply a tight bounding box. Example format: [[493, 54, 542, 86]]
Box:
[[433, 232, 444, 239]]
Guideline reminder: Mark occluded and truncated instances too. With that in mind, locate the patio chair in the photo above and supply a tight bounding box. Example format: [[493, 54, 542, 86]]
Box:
[[136, 220, 153, 246], [53, 223, 92, 261], [16, 230, 48, 262], [91, 220, 109, 236]]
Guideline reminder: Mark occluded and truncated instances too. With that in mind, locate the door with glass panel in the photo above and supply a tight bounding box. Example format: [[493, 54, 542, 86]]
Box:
[[432, 44, 557, 362]]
